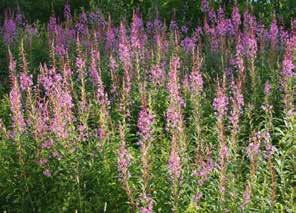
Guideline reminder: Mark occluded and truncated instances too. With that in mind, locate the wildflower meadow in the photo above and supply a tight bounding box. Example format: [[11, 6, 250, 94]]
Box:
[[0, 1, 295, 212]]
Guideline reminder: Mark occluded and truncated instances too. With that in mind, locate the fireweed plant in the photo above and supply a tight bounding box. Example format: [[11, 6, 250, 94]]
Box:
[[0, 2, 295, 212]]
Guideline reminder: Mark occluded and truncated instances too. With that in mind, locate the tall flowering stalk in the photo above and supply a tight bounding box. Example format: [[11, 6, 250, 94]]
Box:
[[131, 11, 146, 95], [3, 16, 16, 45], [118, 124, 136, 210], [137, 104, 154, 212], [188, 53, 204, 161], [19, 40, 35, 129], [90, 49, 110, 146], [281, 48, 295, 116], [166, 56, 185, 212], [262, 82, 277, 206], [109, 54, 119, 97], [229, 79, 244, 157], [243, 34, 257, 94], [38, 65, 73, 140], [242, 131, 262, 209], [235, 37, 245, 86], [8, 49, 25, 134], [213, 80, 228, 206], [228, 79, 244, 207], [76, 39, 89, 140], [105, 15, 116, 53], [8, 49, 34, 207], [168, 135, 182, 212], [119, 22, 132, 118]]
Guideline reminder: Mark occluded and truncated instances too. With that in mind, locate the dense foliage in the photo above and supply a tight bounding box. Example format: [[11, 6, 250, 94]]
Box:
[[1, 0, 296, 25], [0, 1, 295, 212]]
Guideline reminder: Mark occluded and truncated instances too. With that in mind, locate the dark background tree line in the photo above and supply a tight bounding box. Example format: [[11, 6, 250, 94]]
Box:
[[0, 0, 296, 26]]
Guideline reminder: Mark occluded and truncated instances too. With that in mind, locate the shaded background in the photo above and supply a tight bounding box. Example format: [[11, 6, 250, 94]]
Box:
[[0, 0, 296, 26]]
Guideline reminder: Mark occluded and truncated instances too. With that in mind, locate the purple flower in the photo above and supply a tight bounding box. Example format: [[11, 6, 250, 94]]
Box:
[[213, 84, 228, 119], [264, 81, 271, 96], [35, 101, 49, 136], [19, 73, 33, 91], [55, 44, 66, 56], [219, 144, 229, 160], [230, 81, 244, 129], [139, 193, 153, 213], [64, 3, 72, 21], [3, 18, 16, 44], [166, 106, 183, 131], [118, 142, 131, 180], [119, 22, 131, 68], [105, 24, 116, 51], [153, 18, 163, 32], [194, 157, 215, 186], [282, 54, 295, 77], [168, 147, 181, 180], [150, 64, 165, 85], [41, 139, 54, 149], [231, 7, 241, 30], [97, 128, 106, 141], [9, 72, 25, 133], [192, 26, 203, 42], [189, 67, 203, 92], [48, 16, 57, 33], [75, 12, 88, 35], [181, 25, 189, 34], [131, 12, 145, 50], [169, 20, 178, 31], [269, 20, 279, 48], [137, 107, 154, 143], [38, 159, 48, 166], [146, 21, 153, 33], [25, 25, 38, 36], [246, 142, 260, 160], [181, 37, 195, 53], [167, 56, 183, 105], [216, 18, 228, 37], [217, 7, 225, 20], [43, 169, 52, 177], [208, 9, 216, 24], [243, 35, 257, 59], [76, 57, 86, 70], [201, 0, 209, 13], [243, 11, 257, 34]]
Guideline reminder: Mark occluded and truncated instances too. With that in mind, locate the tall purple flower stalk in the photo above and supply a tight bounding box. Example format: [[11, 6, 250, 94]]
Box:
[[166, 56, 184, 132], [230, 79, 244, 155], [231, 6, 241, 32], [9, 51, 25, 133], [213, 81, 228, 204], [64, 3, 72, 21], [139, 193, 153, 213], [168, 137, 181, 180], [105, 17, 116, 52], [150, 63, 165, 86], [137, 106, 154, 143], [131, 11, 145, 51], [119, 22, 131, 69], [282, 53, 295, 78], [19, 73, 33, 91], [137, 105, 154, 212], [3, 18, 16, 45], [200, 0, 209, 13], [118, 124, 136, 210], [242, 132, 262, 209], [269, 19, 279, 49]]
